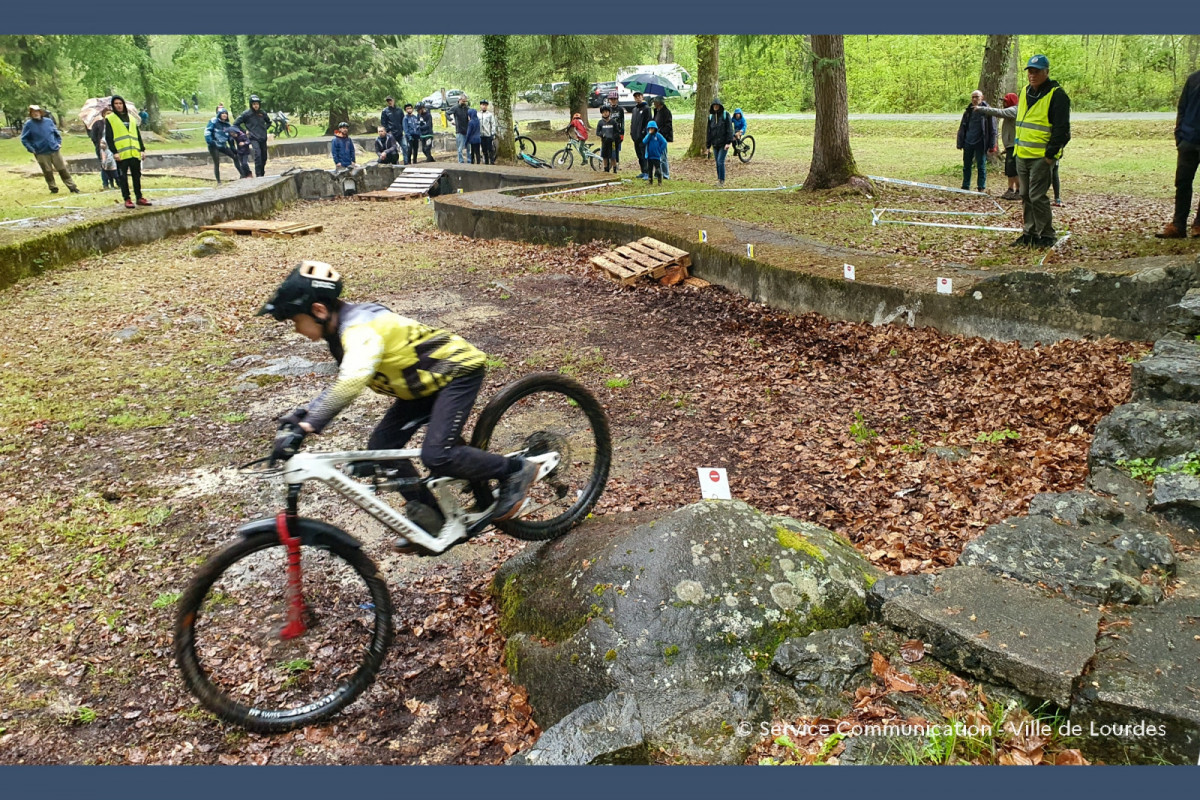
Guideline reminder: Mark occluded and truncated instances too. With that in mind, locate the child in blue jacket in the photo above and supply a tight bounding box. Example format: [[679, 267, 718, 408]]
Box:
[[466, 108, 482, 164], [642, 120, 668, 185], [331, 121, 356, 169], [732, 108, 747, 141]]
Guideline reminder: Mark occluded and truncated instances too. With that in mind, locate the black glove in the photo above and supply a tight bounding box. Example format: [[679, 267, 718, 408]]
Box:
[[271, 422, 307, 465]]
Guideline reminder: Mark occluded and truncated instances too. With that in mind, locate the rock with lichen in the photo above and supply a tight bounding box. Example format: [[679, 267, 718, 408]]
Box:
[[189, 231, 237, 258], [494, 499, 882, 765]]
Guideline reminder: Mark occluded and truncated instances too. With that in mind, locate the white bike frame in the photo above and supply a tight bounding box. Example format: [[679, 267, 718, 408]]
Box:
[[279, 449, 560, 554]]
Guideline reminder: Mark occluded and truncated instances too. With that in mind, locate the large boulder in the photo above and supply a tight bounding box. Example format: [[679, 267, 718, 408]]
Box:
[[189, 231, 237, 258], [495, 500, 882, 764], [1132, 338, 1200, 403], [1089, 401, 1200, 471]]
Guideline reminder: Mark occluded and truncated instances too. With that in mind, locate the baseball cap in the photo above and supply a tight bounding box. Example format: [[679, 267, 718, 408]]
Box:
[[1025, 54, 1050, 71]]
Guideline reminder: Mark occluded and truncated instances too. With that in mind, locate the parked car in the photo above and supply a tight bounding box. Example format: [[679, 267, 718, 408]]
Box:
[[420, 89, 465, 109], [549, 82, 571, 105], [519, 84, 551, 104], [589, 81, 617, 107]]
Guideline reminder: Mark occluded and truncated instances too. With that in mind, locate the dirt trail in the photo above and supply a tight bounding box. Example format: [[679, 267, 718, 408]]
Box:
[[0, 198, 1138, 764]]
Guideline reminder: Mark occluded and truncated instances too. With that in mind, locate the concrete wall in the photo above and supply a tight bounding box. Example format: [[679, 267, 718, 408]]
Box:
[[431, 182, 1200, 345]]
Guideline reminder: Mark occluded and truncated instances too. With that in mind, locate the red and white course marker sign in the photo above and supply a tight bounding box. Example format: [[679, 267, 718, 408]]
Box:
[[698, 467, 732, 500], [843, 263, 855, 281], [937, 277, 953, 294]]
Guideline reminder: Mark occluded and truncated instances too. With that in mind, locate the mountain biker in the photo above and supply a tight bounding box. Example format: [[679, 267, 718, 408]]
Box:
[[732, 108, 747, 143], [258, 262, 541, 547], [568, 113, 588, 143]]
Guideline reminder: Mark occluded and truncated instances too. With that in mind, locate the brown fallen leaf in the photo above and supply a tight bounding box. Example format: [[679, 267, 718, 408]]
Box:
[[900, 639, 926, 663]]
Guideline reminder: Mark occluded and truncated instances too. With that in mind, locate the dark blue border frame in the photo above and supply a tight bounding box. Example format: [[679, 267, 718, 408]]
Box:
[[1, 1, 1199, 34]]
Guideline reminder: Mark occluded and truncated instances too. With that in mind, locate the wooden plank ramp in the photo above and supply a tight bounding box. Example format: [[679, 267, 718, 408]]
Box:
[[589, 237, 692, 286], [200, 220, 323, 238], [385, 167, 444, 196]]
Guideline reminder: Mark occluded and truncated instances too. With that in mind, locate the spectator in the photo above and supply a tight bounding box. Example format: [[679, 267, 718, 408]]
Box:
[[139, 107, 150, 127], [605, 91, 625, 168], [234, 94, 271, 177], [704, 98, 734, 186], [402, 104, 421, 165], [629, 91, 651, 178], [957, 90, 996, 193], [331, 121, 356, 169], [596, 105, 620, 173], [466, 108, 482, 163], [1051, 163, 1063, 207], [374, 126, 400, 165], [105, 96, 151, 208], [381, 96, 405, 144], [181, 97, 188, 114], [977, 92, 1020, 200], [479, 100, 497, 164], [204, 108, 240, 184], [446, 95, 471, 163], [192, 93, 199, 114], [416, 103, 436, 162], [228, 128, 253, 179], [21, 105, 79, 195], [642, 120, 667, 185], [97, 137, 118, 190], [1012, 55, 1070, 248], [652, 96, 673, 179], [1157, 68, 1200, 239], [88, 108, 111, 177]]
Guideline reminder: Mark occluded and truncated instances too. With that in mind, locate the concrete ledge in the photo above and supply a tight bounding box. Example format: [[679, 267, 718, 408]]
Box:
[[430, 175, 1200, 344]]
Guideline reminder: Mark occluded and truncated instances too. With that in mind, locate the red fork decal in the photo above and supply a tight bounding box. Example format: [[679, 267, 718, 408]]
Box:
[[276, 512, 308, 640]]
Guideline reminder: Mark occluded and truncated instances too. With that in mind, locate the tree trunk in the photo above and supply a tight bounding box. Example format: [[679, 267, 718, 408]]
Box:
[[326, 106, 350, 136], [219, 35, 245, 110], [1002, 35, 1020, 96], [131, 35, 162, 133], [686, 35, 719, 158], [482, 35, 515, 162], [803, 35, 862, 191], [658, 36, 674, 64], [978, 35, 1013, 107], [1187, 34, 1200, 73]]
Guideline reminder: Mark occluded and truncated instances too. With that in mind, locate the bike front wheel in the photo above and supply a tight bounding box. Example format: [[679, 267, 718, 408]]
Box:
[[736, 135, 755, 163], [516, 136, 536, 157], [284, 124, 298, 138], [174, 521, 393, 733], [471, 373, 611, 541], [551, 148, 574, 170]]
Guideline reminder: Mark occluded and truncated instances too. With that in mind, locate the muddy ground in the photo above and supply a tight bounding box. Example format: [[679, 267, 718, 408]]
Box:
[[0, 198, 1140, 764]]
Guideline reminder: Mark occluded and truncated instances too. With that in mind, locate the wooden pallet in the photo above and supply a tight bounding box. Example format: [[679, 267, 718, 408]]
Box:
[[590, 237, 692, 286], [386, 167, 444, 196], [200, 219, 323, 238], [354, 190, 422, 202]]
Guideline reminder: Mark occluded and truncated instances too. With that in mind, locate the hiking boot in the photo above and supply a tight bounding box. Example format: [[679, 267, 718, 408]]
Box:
[[493, 458, 539, 522], [1009, 233, 1033, 247], [1155, 223, 1187, 239], [124, 198, 135, 209], [49, 186, 59, 194], [69, 187, 80, 194], [136, 197, 152, 206]]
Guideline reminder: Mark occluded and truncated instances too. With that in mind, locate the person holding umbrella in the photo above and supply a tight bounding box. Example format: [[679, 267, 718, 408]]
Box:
[[629, 91, 651, 178]]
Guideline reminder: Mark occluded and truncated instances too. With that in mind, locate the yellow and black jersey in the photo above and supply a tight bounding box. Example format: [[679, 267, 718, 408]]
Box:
[[305, 302, 486, 432]]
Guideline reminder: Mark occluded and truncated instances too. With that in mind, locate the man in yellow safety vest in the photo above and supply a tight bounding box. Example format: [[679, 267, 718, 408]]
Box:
[[1012, 55, 1070, 249], [104, 95, 152, 209]]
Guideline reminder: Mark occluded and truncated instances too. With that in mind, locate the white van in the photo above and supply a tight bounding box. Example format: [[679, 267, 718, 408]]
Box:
[[614, 63, 695, 108]]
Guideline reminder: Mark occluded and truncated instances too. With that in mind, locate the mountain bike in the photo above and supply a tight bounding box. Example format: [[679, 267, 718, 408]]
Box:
[[173, 373, 610, 733], [551, 137, 604, 172], [514, 122, 536, 157], [269, 111, 297, 138], [732, 133, 755, 164]]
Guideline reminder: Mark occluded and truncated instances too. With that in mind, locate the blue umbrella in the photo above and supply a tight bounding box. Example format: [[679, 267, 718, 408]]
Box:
[[619, 74, 681, 99]]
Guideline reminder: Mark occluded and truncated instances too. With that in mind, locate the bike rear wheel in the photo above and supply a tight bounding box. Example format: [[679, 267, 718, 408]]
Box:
[[551, 148, 574, 170], [736, 135, 755, 163], [471, 373, 611, 541], [586, 150, 604, 172], [516, 136, 536, 157], [284, 124, 298, 138], [174, 521, 392, 733]]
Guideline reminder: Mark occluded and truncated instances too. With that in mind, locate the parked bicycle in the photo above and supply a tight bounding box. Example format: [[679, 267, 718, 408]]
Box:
[[174, 373, 611, 732], [269, 111, 297, 139], [551, 137, 604, 172], [514, 122, 536, 157], [732, 133, 755, 164]]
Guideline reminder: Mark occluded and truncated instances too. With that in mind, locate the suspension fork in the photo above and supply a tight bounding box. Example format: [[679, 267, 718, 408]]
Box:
[[276, 485, 307, 640]]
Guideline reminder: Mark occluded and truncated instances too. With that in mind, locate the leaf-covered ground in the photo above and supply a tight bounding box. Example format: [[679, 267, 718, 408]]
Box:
[[0, 198, 1140, 764]]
